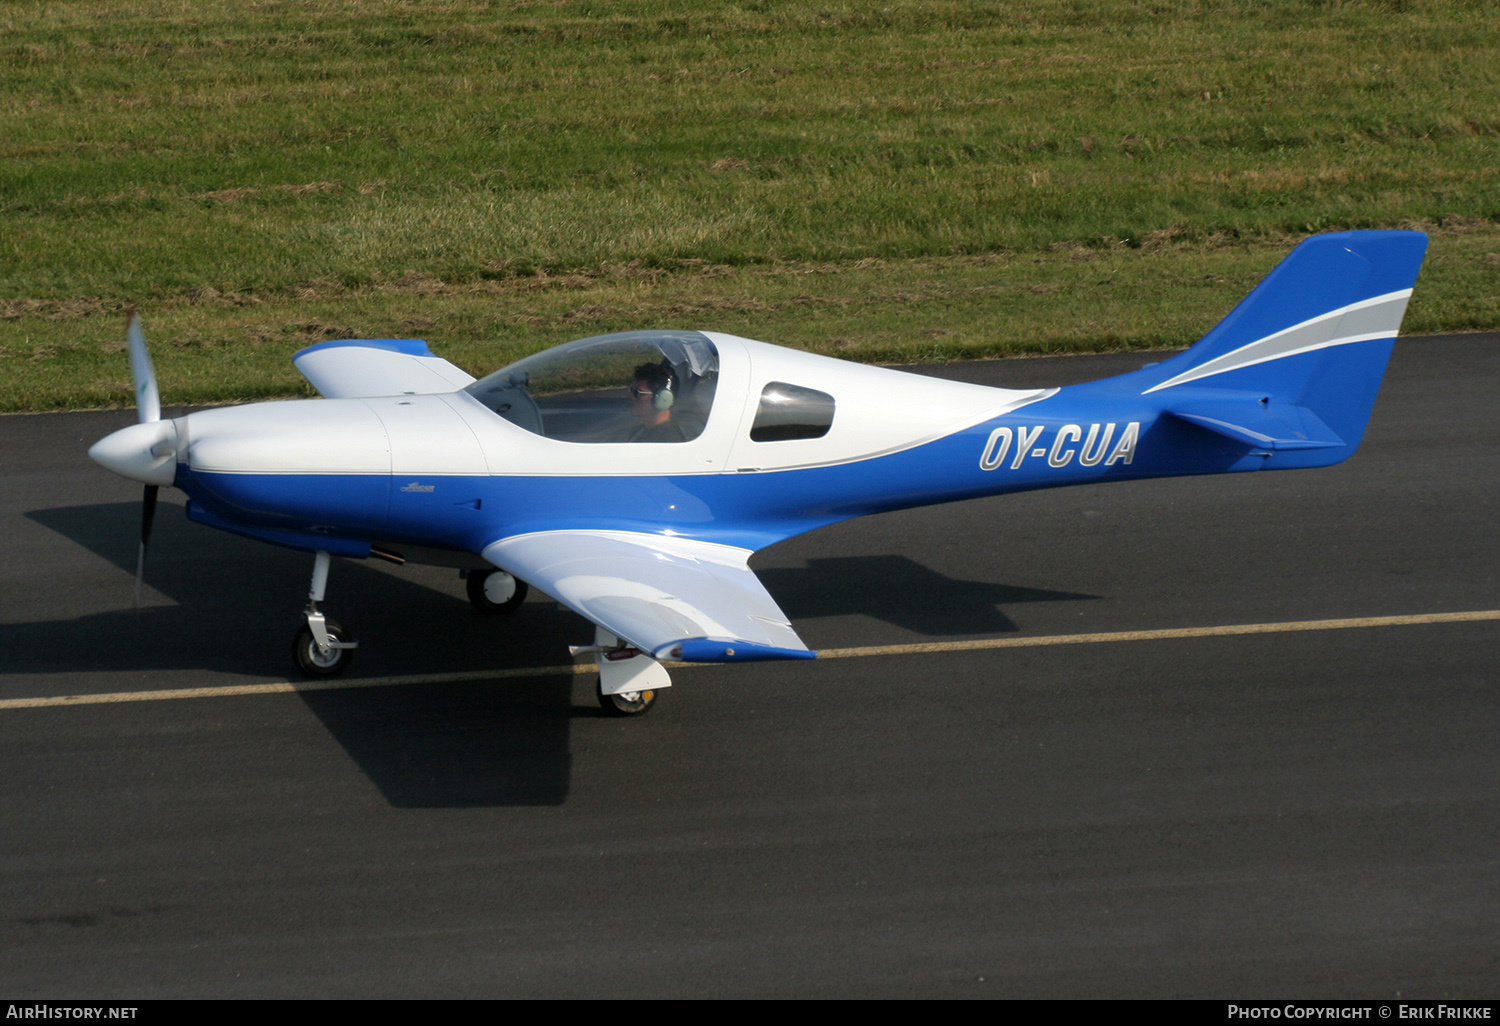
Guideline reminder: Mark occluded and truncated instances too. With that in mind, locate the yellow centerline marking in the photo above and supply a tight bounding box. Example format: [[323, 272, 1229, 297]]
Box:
[[815, 609, 1500, 658], [3, 609, 1496, 711]]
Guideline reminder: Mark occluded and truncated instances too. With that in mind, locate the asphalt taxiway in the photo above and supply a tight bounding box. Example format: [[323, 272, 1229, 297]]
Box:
[[2, 335, 1496, 997]]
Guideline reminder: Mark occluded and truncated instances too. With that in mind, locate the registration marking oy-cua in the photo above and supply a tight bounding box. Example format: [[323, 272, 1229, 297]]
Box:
[[3, 609, 1497, 712]]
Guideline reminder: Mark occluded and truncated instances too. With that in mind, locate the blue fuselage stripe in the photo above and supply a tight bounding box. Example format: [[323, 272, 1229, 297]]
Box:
[[176, 401, 1255, 554]]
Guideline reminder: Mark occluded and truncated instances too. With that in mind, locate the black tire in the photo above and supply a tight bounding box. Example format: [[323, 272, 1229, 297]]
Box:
[[466, 568, 528, 615], [598, 687, 658, 716], [293, 618, 353, 678]]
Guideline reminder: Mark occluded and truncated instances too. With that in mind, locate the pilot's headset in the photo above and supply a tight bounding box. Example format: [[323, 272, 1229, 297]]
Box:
[[650, 367, 676, 412]]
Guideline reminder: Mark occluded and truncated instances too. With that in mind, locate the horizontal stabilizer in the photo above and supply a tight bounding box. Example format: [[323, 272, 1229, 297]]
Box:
[[1165, 392, 1345, 451]]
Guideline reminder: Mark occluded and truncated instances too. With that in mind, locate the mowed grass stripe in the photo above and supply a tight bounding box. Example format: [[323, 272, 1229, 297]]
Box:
[[5, 609, 1496, 711]]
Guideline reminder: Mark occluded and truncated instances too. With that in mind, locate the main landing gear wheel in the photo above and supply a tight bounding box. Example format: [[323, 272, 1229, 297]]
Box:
[[598, 686, 658, 716], [466, 568, 528, 615], [293, 618, 354, 678]]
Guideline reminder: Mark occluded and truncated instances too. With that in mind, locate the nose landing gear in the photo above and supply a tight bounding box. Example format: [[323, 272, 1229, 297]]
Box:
[[292, 550, 358, 678]]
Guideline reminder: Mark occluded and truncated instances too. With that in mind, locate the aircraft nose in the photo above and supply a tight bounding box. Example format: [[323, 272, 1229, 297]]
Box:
[[89, 419, 180, 486]]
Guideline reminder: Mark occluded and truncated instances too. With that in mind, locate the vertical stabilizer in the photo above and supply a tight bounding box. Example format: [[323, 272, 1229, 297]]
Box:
[[1102, 230, 1427, 459]]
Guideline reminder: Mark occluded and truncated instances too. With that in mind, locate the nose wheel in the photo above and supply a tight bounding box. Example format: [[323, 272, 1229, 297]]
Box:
[[294, 616, 354, 677]]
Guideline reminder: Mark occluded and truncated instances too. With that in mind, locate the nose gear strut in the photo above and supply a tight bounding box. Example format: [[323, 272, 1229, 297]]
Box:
[[292, 550, 359, 677]]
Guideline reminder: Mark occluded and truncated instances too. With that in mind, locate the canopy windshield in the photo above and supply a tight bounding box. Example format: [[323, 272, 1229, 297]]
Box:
[[465, 331, 719, 443]]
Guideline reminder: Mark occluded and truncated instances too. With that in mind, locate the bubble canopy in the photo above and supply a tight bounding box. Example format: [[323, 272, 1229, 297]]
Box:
[[464, 331, 720, 443]]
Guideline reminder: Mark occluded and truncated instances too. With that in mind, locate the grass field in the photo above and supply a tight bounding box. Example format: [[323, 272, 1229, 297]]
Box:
[[3, 0, 1497, 410]]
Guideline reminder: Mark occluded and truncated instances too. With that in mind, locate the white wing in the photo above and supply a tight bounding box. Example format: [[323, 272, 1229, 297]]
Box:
[[293, 339, 475, 398], [482, 530, 815, 663]]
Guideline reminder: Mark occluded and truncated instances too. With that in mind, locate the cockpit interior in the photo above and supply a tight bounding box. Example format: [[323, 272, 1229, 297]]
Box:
[[465, 330, 720, 443]]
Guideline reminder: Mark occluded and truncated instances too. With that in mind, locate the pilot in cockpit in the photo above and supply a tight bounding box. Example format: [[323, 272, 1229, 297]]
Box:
[[627, 362, 691, 443]]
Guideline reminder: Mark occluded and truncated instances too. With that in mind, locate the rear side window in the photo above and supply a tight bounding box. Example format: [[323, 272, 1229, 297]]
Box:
[[750, 382, 835, 442]]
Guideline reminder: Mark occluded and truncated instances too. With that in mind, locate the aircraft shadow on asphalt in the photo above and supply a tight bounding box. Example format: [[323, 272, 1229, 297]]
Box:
[[21, 501, 1097, 808], [756, 556, 1096, 636]]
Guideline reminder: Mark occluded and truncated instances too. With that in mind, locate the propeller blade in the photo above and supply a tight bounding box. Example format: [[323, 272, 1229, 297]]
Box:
[[135, 483, 158, 608], [126, 304, 160, 425]]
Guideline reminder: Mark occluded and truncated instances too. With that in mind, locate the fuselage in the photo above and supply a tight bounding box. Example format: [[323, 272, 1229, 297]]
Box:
[[163, 338, 1299, 562]]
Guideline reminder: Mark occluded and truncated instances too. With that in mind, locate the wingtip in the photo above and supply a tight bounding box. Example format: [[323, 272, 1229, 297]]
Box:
[[670, 638, 818, 663]]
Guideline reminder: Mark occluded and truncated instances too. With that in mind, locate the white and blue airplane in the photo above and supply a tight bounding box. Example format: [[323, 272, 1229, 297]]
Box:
[[90, 230, 1427, 714]]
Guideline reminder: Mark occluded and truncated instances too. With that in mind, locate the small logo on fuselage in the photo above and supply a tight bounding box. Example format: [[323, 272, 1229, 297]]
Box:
[[400, 481, 436, 493], [979, 422, 1139, 471]]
